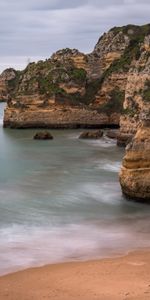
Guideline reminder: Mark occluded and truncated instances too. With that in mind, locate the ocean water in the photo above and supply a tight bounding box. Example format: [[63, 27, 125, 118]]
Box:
[[0, 103, 150, 275]]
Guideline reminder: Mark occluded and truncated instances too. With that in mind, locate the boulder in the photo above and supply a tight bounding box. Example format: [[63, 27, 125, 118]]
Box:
[[33, 131, 53, 140], [79, 130, 103, 139], [117, 133, 133, 147], [106, 130, 119, 139]]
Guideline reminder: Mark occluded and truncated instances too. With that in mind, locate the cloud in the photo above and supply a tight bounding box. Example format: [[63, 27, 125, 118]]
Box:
[[0, 0, 150, 72]]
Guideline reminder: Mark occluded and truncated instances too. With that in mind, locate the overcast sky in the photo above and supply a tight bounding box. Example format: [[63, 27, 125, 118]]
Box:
[[0, 0, 150, 73]]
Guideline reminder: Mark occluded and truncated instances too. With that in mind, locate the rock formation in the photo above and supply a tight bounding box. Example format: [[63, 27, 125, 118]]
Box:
[[79, 130, 103, 139], [33, 131, 53, 140], [0, 68, 17, 102], [3, 24, 150, 130], [118, 31, 150, 145], [119, 110, 150, 201], [106, 129, 119, 139], [4, 25, 150, 127]]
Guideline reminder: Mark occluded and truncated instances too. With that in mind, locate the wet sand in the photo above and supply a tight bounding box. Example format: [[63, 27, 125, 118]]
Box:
[[0, 250, 150, 300]]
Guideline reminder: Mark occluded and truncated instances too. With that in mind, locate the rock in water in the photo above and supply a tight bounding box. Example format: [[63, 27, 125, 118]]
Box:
[[119, 123, 150, 201], [79, 130, 103, 139], [106, 130, 119, 139], [33, 131, 53, 140], [117, 133, 133, 147]]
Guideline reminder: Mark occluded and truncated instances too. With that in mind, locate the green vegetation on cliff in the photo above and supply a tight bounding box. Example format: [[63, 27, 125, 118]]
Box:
[[7, 70, 22, 94], [3, 23, 150, 119], [143, 80, 150, 102], [108, 24, 150, 74], [111, 24, 150, 40], [99, 88, 125, 115], [69, 68, 87, 84]]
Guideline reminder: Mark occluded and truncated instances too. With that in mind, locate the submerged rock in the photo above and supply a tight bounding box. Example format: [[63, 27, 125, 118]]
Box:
[[33, 131, 53, 140], [79, 130, 103, 139]]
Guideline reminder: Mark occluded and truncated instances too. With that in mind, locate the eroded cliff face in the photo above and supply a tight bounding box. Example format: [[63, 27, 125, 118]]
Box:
[[118, 33, 150, 145], [0, 68, 17, 102], [3, 24, 150, 129], [119, 113, 150, 201]]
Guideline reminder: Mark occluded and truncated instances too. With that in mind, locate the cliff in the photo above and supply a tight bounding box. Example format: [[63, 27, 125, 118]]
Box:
[[119, 111, 150, 201], [3, 24, 150, 129], [0, 68, 17, 102]]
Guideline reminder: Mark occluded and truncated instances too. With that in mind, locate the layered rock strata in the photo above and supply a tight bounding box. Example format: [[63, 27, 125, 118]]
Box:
[[0, 68, 17, 102], [119, 112, 150, 201], [3, 24, 150, 130], [118, 32, 150, 145], [4, 107, 119, 129]]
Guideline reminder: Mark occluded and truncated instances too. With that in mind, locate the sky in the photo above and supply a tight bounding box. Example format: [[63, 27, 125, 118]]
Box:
[[0, 0, 150, 73]]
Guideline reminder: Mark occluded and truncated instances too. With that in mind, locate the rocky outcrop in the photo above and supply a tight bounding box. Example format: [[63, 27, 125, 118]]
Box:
[[33, 131, 53, 140], [118, 30, 150, 145], [79, 130, 103, 139], [119, 112, 150, 201], [3, 24, 150, 129], [0, 68, 17, 102], [106, 129, 119, 139], [4, 106, 119, 129]]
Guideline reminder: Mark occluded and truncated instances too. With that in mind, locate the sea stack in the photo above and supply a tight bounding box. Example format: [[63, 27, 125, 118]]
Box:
[[119, 110, 150, 201]]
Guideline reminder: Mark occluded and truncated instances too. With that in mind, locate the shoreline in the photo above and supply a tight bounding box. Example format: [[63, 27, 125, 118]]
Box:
[[3, 122, 120, 129], [0, 249, 150, 300]]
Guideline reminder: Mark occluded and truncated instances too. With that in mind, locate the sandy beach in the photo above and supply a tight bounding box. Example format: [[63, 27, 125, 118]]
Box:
[[0, 250, 150, 300]]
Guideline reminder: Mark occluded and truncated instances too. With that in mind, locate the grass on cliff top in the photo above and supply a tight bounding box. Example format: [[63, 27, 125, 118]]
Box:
[[107, 24, 150, 74], [110, 24, 150, 39], [105, 39, 141, 75]]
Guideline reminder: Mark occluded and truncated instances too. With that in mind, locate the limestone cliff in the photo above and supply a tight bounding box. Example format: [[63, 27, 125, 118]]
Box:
[[119, 112, 150, 201], [118, 32, 150, 145], [0, 68, 17, 102], [3, 24, 150, 129]]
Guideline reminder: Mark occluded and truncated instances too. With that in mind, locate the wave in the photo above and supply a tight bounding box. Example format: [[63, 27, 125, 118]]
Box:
[[97, 161, 121, 172], [0, 103, 5, 125], [79, 182, 122, 205], [80, 138, 116, 148], [1, 217, 150, 276]]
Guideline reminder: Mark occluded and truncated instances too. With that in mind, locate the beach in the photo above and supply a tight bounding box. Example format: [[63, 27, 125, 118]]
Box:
[[0, 250, 150, 300]]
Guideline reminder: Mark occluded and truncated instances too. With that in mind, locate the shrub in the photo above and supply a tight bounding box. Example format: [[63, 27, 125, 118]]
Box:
[[70, 68, 87, 84], [143, 80, 150, 102], [98, 88, 125, 115], [122, 108, 136, 117]]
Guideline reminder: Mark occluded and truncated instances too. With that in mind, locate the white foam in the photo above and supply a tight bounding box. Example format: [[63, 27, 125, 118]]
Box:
[[0, 115, 3, 125], [97, 161, 121, 172], [78, 136, 116, 148], [1, 218, 150, 276], [80, 182, 122, 204], [0, 103, 5, 125]]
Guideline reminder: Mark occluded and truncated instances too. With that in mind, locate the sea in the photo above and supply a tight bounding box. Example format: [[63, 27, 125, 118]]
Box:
[[0, 102, 150, 275]]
